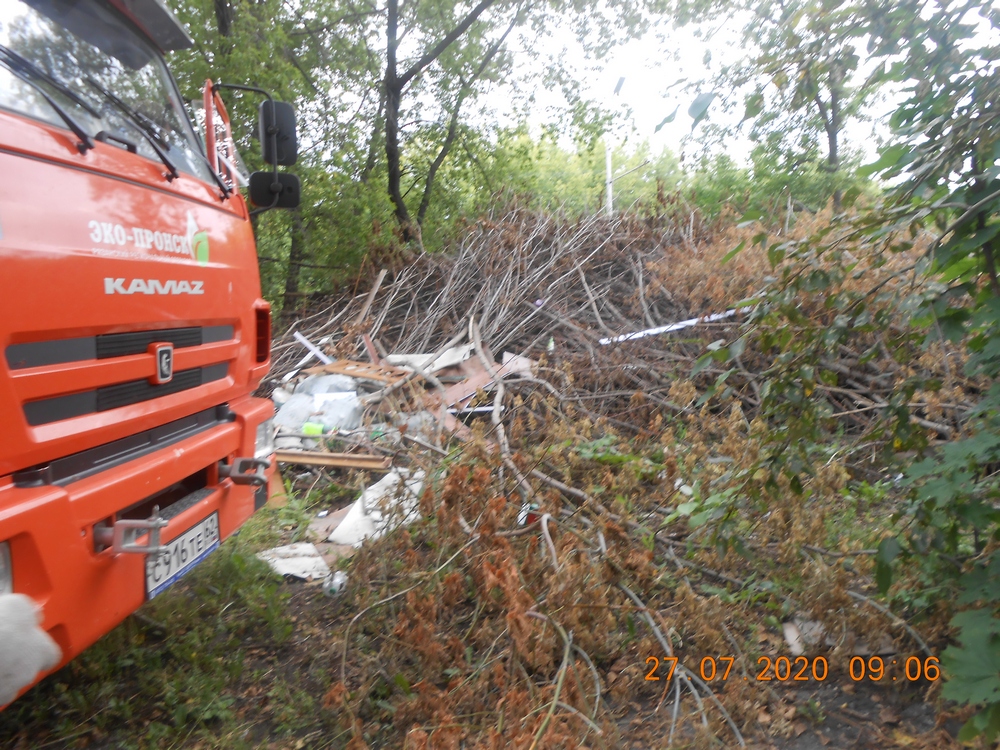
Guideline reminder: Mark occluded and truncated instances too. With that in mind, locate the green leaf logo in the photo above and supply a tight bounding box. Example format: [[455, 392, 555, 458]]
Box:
[[186, 211, 210, 265]]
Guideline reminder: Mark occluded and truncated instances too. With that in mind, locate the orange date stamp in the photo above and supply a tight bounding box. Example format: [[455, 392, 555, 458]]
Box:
[[644, 655, 941, 683]]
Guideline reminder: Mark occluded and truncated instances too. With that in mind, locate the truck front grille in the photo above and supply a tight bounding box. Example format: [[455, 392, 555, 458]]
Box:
[[6, 325, 234, 369], [23, 364, 229, 426]]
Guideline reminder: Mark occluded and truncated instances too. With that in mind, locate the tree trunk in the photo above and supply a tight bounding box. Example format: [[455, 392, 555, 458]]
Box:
[[360, 92, 385, 185], [380, 0, 500, 242], [384, 0, 416, 241], [414, 11, 517, 226], [828, 61, 842, 212], [417, 103, 463, 225], [972, 155, 1000, 296], [214, 0, 233, 37], [282, 209, 306, 321]]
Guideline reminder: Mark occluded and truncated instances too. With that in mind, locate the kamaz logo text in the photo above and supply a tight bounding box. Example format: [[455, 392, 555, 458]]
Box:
[[104, 278, 205, 295]]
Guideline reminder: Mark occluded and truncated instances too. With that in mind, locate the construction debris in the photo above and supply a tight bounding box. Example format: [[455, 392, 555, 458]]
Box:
[[271, 450, 391, 471], [384, 343, 474, 373], [256, 543, 331, 581], [326, 469, 425, 547], [301, 360, 410, 383]]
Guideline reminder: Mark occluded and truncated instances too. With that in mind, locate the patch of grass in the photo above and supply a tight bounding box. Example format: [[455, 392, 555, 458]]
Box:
[[0, 506, 332, 749]]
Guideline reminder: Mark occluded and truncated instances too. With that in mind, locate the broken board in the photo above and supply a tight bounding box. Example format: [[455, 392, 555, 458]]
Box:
[[302, 359, 410, 383], [273, 449, 392, 471]]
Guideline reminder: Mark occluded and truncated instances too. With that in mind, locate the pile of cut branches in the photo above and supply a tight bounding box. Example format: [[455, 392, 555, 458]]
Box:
[[272, 207, 974, 748], [271, 206, 973, 444]]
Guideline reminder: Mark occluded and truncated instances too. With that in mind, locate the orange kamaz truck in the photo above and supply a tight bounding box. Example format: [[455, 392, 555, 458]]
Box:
[[0, 0, 298, 704]]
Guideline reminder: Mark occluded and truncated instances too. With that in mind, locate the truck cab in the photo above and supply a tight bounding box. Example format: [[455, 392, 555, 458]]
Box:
[[0, 0, 282, 703]]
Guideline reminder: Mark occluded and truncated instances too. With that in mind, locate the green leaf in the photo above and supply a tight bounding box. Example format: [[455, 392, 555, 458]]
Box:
[[729, 337, 746, 360], [957, 703, 1000, 743], [393, 673, 413, 695], [941, 609, 1000, 706], [858, 145, 908, 177], [841, 186, 862, 208], [737, 209, 764, 228], [654, 106, 679, 133], [722, 240, 746, 264], [939, 254, 979, 283], [958, 554, 1000, 605], [742, 92, 764, 122], [877, 537, 901, 564], [692, 352, 714, 376], [875, 537, 901, 593], [688, 92, 717, 131]]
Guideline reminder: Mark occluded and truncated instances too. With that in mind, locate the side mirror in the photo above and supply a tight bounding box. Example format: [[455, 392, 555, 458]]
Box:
[[249, 171, 300, 209], [259, 101, 297, 166]]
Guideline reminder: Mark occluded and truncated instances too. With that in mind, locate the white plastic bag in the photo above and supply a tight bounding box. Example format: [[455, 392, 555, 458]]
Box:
[[0, 594, 61, 705]]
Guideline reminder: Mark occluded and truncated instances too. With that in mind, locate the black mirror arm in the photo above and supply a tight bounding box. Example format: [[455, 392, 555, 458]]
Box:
[[212, 82, 280, 212], [248, 185, 282, 217]]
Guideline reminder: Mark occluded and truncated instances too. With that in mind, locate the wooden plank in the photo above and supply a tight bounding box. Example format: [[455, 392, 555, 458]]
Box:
[[302, 359, 410, 383], [440, 357, 530, 409], [274, 450, 392, 471], [361, 333, 381, 364], [355, 269, 388, 325]]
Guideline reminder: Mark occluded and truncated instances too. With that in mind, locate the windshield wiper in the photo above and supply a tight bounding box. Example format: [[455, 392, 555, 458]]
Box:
[[0, 45, 95, 153], [0, 45, 101, 117], [85, 77, 179, 181]]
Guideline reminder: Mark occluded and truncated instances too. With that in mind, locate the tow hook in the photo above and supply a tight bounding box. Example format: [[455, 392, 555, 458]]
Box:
[[93, 507, 169, 555], [219, 457, 270, 486]]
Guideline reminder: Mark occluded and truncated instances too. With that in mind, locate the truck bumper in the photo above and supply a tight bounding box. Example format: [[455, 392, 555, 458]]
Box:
[[0, 395, 274, 701]]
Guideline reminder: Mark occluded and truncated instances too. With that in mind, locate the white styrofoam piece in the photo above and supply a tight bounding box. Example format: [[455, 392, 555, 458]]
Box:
[[385, 344, 474, 374], [257, 543, 332, 581], [501, 351, 536, 376]]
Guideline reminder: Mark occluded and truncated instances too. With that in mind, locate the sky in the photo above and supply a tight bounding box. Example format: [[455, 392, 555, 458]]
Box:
[[486, 9, 893, 172], [1, 0, 926, 175], [493, 13, 764, 164]]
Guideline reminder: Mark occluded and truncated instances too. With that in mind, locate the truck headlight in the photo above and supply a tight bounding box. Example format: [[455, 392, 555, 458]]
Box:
[[0, 543, 12, 594], [255, 418, 275, 459]]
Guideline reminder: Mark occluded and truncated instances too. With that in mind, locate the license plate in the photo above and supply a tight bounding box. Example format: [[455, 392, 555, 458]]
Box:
[[145, 513, 220, 598]]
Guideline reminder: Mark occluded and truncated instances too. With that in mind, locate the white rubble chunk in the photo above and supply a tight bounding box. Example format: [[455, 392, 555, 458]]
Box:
[[327, 469, 425, 547], [257, 543, 332, 581], [385, 344, 474, 374]]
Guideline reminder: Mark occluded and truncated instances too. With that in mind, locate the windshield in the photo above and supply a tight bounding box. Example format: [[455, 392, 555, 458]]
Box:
[[0, 0, 212, 181]]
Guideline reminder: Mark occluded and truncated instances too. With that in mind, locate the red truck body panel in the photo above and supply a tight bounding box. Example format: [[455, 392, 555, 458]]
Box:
[[0, 50, 274, 702]]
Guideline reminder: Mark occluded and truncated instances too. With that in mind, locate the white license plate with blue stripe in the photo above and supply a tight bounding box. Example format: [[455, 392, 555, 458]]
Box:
[[145, 512, 220, 598]]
